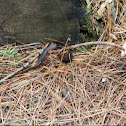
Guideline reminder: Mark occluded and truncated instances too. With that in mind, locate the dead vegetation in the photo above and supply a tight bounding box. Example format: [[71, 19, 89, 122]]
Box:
[[0, 0, 126, 125]]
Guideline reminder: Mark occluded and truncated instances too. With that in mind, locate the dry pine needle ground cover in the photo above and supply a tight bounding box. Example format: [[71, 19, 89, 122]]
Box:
[[0, 0, 126, 125]]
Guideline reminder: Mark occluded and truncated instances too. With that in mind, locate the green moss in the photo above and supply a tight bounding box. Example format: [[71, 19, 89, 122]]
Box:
[[79, 0, 104, 44], [79, 11, 100, 43]]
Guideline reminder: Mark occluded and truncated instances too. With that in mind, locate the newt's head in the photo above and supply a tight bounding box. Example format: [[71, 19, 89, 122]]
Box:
[[49, 43, 56, 51], [43, 43, 56, 62]]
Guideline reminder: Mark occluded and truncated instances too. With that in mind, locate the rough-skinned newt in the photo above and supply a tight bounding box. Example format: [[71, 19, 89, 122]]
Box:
[[33, 43, 56, 68], [17, 43, 56, 74]]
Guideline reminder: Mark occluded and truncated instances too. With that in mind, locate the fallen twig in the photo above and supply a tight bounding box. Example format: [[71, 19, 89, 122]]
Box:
[[53, 41, 125, 53], [15, 50, 42, 65], [0, 53, 39, 84]]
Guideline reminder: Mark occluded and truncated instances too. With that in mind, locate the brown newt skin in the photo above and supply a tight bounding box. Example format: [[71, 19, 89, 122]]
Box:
[[16, 43, 56, 75]]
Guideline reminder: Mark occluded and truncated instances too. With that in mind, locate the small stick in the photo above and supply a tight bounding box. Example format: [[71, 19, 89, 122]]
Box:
[[15, 50, 41, 65], [0, 54, 39, 84], [15, 40, 39, 50], [53, 41, 125, 53], [44, 37, 65, 44], [67, 41, 125, 50]]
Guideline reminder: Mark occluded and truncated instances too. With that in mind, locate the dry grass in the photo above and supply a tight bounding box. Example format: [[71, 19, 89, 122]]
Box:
[[0, 0, 126, 125]]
